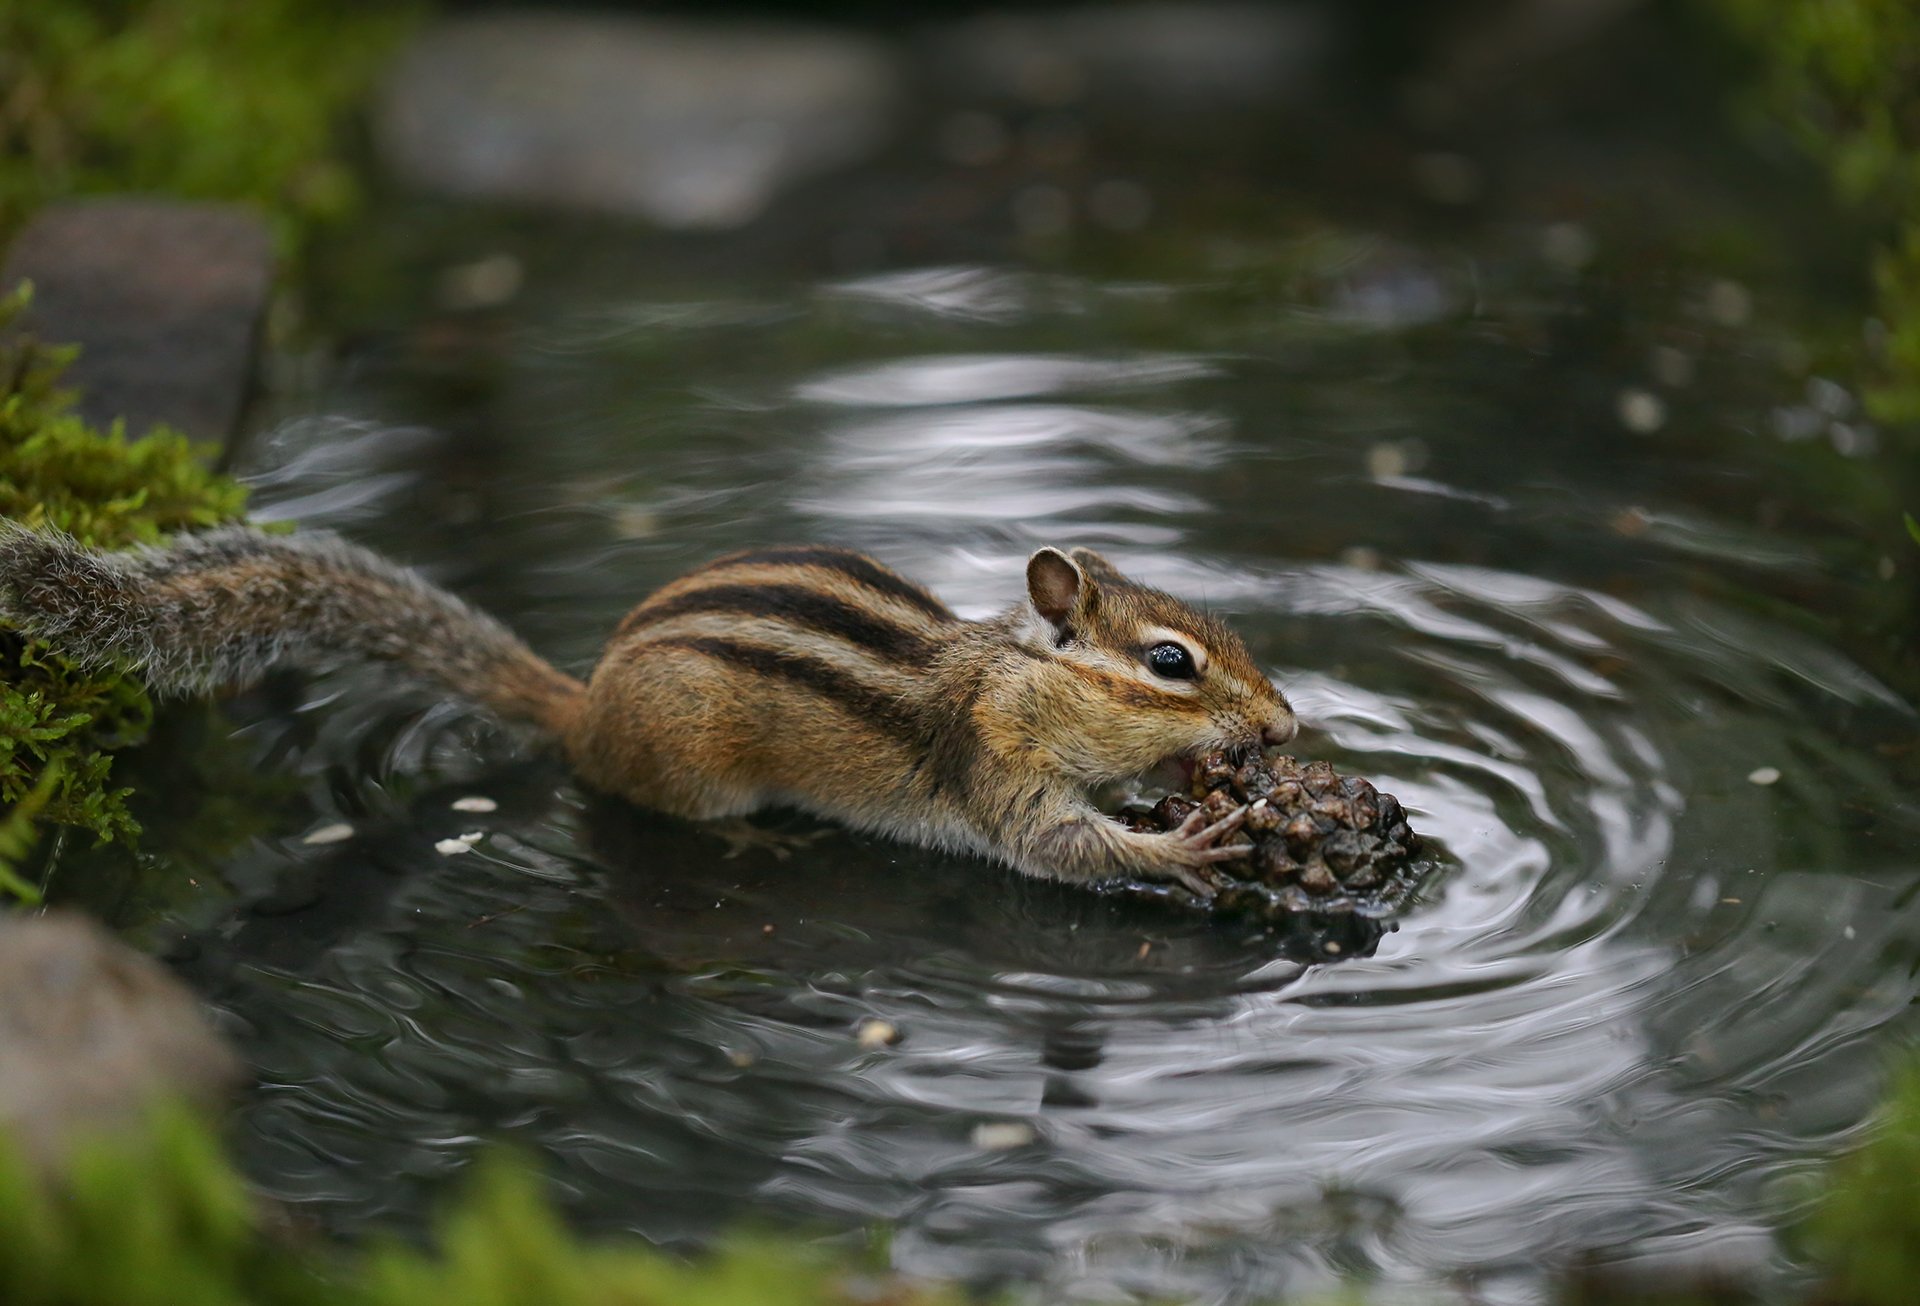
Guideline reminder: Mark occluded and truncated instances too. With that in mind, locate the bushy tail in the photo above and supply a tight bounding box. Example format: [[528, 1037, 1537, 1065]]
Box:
[[0, 523, 585, 738]]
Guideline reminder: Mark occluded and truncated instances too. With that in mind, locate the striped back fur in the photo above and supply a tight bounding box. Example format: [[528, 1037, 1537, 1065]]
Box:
[[589, 542, 1291, 829]]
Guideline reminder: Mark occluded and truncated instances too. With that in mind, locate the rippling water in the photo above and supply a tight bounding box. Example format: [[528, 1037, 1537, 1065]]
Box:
[[63, 190, 1920, 1301]]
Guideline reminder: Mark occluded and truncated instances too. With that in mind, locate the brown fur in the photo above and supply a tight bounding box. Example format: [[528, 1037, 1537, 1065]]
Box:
[[1, 525, 1294, 888]]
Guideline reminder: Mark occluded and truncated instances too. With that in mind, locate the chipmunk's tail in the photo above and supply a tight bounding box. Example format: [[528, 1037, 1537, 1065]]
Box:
[[0, 523, 585, 738]]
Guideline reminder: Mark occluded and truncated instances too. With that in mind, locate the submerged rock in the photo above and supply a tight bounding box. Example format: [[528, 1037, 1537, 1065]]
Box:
[[0, 913, 243, 1173], [377, 13, 901, 229]]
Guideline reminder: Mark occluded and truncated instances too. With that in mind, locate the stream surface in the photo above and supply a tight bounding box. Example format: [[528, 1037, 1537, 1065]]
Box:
[[58, 20, 1920, 1305]]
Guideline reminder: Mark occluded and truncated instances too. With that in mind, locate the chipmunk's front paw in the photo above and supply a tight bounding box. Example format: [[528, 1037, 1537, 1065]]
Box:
[[1149, 803, 1255, 895]]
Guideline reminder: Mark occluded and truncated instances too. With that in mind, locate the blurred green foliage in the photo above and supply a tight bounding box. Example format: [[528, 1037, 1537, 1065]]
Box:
[[1804, 1060, 1920, 1306], [6, 1075, 1920, 1306], [0, 1106, 965, 1306], [1711, 0, 1920, 423], [0, 0, 423, 251], [0, 286, 247, 889]]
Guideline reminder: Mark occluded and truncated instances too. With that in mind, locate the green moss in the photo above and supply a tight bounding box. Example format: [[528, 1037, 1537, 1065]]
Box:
[[1804, 1060, 1920, 1306], [1706, 0, 1920, 421], [0, 286, 248, 890], [0, 1107, 966, 1306], [0, 0, 424, 252]]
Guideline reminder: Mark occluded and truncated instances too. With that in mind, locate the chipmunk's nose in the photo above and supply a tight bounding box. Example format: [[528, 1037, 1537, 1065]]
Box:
[[1261, 712, 1298, 747]]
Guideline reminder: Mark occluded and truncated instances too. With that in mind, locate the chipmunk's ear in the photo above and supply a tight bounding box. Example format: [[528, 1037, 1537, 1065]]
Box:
[[1066, 547, 1125, 584], [1026, 547, 1086, 626]]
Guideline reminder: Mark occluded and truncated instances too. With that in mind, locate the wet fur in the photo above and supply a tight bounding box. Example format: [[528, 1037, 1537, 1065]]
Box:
[[0, 527, 1294, 886]]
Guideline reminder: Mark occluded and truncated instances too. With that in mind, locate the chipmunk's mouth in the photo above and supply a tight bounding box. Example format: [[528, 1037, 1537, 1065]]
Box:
[[1158, 741, 1266, 791]]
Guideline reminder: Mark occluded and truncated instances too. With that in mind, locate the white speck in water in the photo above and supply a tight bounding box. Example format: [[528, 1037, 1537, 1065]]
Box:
[[1541, 221, 1596, 270], [1705, 278, 1753, 327], [1616, 389, 1667, 434], [1747, 767, 1782, 786], [1367, 442, 1410, 479], [612, 505, 659, 540], [1845, 926, 1857, 940], [451, 796, 498, 813], [1367, 438, 1426, 479], [302, 822, 354, 846], [434, 838, 475, 856], [971, 1122, 1035, 1151], [856, 1019, 899, 1050]]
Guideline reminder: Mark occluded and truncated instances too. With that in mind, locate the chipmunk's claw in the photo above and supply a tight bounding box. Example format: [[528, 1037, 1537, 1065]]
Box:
[[1157, 803, 1254, 895]]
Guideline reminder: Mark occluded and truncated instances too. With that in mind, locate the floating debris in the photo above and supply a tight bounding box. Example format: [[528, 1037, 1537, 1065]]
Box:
[[856, 1019, 900, 1050], [301, 822, 355, 846], [450, 795, 498, 813], [1747, 766, 1782, 786], [971, 1122, 1035, 1151], [434, 831, 486, 855], [1616, 388, 1667, 434]]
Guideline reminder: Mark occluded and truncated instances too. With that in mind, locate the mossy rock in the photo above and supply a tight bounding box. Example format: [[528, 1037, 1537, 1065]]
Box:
[[0, 286, 249, 890]]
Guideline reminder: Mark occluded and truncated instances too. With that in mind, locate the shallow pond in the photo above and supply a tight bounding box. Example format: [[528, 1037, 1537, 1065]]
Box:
[[55, 19, 1920, 1305]]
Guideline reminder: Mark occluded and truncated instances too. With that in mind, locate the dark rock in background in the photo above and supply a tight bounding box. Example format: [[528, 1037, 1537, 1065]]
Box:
[[0, 912, 243, 1175], [376, 13, 902, 229], [922, 2, 1329, 112], [1, 199, 274, 446]]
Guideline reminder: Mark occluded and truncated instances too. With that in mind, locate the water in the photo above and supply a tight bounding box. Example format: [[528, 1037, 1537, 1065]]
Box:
[[54, 25, 1920, 1305]]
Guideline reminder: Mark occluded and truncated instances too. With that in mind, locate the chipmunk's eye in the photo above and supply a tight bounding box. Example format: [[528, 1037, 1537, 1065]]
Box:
[[1146, 641, 1197, 680]]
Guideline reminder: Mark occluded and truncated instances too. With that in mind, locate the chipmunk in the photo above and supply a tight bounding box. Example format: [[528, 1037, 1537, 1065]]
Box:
[[0, 526, 1295, 893]]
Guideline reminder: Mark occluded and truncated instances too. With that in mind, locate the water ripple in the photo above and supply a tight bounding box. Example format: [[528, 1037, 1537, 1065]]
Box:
[[136, 262, 1920, 1303]]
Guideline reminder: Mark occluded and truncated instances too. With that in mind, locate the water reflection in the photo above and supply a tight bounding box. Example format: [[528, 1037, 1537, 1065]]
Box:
[[93, 254, 1919, 1304]]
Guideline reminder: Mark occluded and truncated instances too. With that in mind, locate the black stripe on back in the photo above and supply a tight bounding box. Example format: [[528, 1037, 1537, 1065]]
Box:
[[624, 583, 933, 665], [648, 636, 922, 739], [713, 547, 956, 623]]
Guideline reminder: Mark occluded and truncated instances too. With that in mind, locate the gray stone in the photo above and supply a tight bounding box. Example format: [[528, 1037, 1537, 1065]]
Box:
[[0, 912, 243, 1173], [925, 3, 1329, 111], [377, 13, 901, 230], [1, 199, 274, 443]]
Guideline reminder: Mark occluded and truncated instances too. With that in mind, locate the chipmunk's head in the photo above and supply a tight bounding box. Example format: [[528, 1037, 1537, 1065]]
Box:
[[1013, 546, 1295, 782]]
